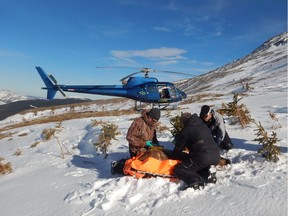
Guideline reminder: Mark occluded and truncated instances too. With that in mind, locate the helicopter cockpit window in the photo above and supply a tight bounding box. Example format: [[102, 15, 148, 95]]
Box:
[[169, 86, 178, 98], [147, 85, 158, 93], [158, 85, 171, 99]]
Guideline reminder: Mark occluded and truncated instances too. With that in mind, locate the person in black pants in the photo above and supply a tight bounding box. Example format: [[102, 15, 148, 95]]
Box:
[[172, 113, 220, 190], [200, 105, 234, 150]]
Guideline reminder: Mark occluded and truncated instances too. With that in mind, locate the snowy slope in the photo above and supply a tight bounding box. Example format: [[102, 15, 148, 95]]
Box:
[[0, 32, 287, 216], [177, 32, 287, 95], [0, 89, 30, 105]]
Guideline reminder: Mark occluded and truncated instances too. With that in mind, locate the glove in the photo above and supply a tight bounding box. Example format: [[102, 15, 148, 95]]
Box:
[[145, 140, 153, 147], [153, 142, 160, 146]]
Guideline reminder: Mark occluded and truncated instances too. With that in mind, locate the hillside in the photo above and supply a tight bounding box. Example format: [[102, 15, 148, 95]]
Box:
[[0, 32, 287, 216], [0, 98, 94, 121], [0, 89, 30, 105], [176, 32, 287, 95]]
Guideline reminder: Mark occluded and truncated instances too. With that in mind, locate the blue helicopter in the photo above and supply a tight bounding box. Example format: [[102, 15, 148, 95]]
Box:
[[36, 66, 189, 109]]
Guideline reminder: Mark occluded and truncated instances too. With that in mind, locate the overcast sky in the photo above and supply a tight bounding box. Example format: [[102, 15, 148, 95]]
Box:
[[0, 0, 286, 98]]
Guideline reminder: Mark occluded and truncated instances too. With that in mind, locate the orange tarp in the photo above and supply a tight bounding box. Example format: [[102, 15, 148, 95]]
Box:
[[123, 154, 181, 178]]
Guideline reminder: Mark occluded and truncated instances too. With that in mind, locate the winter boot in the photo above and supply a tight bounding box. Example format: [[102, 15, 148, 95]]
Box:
[[111, 159, 127, 175], [181, 181, 206, 191], [207, 172, 217, 184], [181, 176, 206, 191]]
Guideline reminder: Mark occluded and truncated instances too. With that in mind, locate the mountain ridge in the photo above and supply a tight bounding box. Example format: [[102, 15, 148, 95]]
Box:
[[176, 31, 287, 95]]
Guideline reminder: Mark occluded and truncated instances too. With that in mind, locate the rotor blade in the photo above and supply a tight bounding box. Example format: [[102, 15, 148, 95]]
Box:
[[120, 71, 143, 81], [48, 74, 66, 97], [48, 74, 58, 85], [152, 70, 196, 77], [96, 66, 139, 70], [58, 88, 66, 97], [139, 68, 196, 77]]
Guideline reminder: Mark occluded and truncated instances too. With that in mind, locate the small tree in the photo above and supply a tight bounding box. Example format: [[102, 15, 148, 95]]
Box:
[[220, 93, 252, 128], [268, 111, 282, 129], [170, 115, 183, 138], [41, 124, 71, 158], [253, 121, 281, 163], [94, 122, 120, 159]]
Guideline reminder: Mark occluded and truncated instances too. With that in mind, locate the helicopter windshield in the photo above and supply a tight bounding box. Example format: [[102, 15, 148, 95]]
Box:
[[157, 84, 177, 99]]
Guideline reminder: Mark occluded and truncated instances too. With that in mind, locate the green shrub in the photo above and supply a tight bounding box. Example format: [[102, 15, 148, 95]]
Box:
[[253, 121, 281, 163], [219, 94, 252, 128], [94, 122, 120, 159], [170, 115, 183, 138]]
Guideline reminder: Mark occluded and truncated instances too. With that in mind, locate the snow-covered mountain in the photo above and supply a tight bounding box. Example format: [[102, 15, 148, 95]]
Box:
[[0, 89, 30, 105], [176, 32, 287, 95]]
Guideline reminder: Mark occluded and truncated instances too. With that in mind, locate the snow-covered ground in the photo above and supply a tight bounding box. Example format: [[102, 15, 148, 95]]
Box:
[[0, 78, 287, 216], [0, 33, 287, 216]]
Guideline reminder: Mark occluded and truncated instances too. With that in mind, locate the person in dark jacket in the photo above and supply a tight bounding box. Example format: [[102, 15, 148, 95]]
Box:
[[200, 105, 234, 150], [126, 108, 160, 158], [172, 112, 220, 190]]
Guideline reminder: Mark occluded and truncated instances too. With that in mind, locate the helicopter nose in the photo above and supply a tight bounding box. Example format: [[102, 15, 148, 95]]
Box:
[[179, 90, 187, 99]]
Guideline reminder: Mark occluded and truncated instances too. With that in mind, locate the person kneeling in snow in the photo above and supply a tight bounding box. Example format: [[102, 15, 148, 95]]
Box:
[[126, 108, 161, 158], [172, 112, 220, 190], [200, 105, 234, 151]]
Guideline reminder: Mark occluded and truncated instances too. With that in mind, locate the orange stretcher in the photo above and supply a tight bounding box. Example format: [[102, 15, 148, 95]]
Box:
[[123, 153, 181, 178]]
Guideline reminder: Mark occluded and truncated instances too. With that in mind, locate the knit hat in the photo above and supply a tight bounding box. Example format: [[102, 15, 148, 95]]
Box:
[[200, 105, 211, 118], [180, 112, 192, 124], [147, 108, 161, 121]]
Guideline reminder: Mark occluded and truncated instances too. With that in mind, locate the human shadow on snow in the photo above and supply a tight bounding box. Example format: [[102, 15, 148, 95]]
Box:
[[232, 138, 259, 152], [70, 151, 130, 179]]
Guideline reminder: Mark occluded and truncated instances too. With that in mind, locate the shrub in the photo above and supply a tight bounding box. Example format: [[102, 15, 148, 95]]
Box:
[[0, 132, 14, 140], [94, 122, 120, 159], [30, 141, 41, 148], [41, 124, 71, 158], [253, 121, 281, 163], [0, 158, 13, 175], [91, 119, 104, 127], [242, 83, 254, 91], [14, 148, 22, 156], [219, 93, 252, 127], [170, 114, 184, 139], [41, 128, 57, 141], [268, 111, 282, 129]]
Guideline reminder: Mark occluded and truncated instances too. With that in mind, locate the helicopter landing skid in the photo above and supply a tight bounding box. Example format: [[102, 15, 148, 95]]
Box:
[[134, 101, 152, 111], [153, 104, 178, 110], [134, 101, 178, 111]]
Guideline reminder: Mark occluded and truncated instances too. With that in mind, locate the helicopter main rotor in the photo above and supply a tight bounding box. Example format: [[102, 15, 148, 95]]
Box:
[[119, 68, 194, 82], [95, 66, 195, 82]]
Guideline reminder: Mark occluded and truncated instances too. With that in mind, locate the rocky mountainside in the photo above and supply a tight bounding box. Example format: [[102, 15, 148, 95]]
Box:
[[176, 32, 287, 95]]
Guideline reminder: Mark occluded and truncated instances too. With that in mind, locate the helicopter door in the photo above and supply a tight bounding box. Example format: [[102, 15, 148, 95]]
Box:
[[158, 84, 172, 99], [167, 85, 178, 99], [145, 84, 160, 101]]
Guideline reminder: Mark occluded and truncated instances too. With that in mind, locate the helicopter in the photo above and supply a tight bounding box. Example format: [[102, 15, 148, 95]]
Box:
[[36, 66, 190, 110]]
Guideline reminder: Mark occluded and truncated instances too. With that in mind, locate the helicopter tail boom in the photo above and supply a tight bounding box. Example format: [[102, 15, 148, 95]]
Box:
[[35, 66, 59, 100]]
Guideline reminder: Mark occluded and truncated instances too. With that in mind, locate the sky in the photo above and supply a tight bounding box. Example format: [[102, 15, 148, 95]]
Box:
[[0, 0, 287, 99]]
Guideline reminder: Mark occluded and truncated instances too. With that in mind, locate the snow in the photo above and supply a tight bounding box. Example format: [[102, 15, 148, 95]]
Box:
[[1, 83, 287, 216], [0, 37, 287, 215]]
